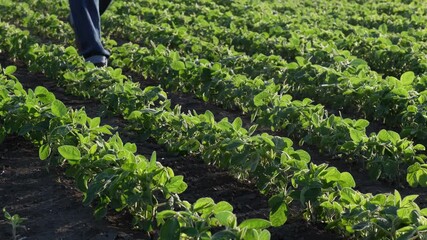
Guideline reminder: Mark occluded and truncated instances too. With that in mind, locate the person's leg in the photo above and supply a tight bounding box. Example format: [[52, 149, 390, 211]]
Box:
[[69, 0, 109, 62]]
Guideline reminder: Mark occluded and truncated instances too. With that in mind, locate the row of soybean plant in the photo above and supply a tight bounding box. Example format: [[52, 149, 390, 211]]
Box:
[[1, 19, 427, 239]]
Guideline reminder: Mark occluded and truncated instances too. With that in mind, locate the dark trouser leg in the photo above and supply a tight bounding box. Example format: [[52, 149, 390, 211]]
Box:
[[99, 0, 113, 16], [69, 0, 112, 58]]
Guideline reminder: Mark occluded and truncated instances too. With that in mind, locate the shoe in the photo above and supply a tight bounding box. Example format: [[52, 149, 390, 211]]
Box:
[[85, 55, 108, 67]]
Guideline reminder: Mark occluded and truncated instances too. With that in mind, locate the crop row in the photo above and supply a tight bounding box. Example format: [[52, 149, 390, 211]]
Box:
[[99, 3, 427, 137], [0, 66, 272, 239], [4, 1, 427, 186], [187, 0, 427, 41], [25, 0, 427, 78], [28, 0, 424, 145], [9, 0, 427, 135], [0, 18, 318, 227], [13, 0, 427, 80], [14, 0, 427, 38], [2, 21, 427, 239], [107, 0, 427, 78]]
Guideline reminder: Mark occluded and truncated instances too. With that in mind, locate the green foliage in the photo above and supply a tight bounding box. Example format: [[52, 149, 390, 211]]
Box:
[[2, 208, 26, 240], [0, 66, 272, 238], [157, 197, 271, 239], [2, 0, 427, 238]]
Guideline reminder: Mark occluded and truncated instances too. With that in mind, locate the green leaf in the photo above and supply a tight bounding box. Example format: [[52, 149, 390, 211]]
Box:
[[3, 208, 11, 219], [51, 100, 68, 117], [156, 210, 177, 222], [169, 51, 180, 61], [232, 117, 242, 130], [193, 198, 215, 212], [407, 105, 418, 113], [124, 143, 137, 153], [354, 119, 369, 130], [211, 230, 237, 240], [417, 225, 427, 231], [388, 131, 401, 143], [170, 61, 185, 71], [352, 221, 371, 231], [323, 167, 341, 183], [394, 190, 402, 206], [397, 208, 412, 222], [239, 218, 271, 229], [259, 230, 271, 240], [377, 129, 390, 142], [89, 144, 98, 155], [301, 187, 322, 203], [58, 145, 81, 165], [349, 129, 364, 143], [181, 227, 198, 237], [408, 165, 427, 187], [377, 130, 400, 144], [243, 229, 259, 240], [341, 141, 356, 151], [76, 174, 88, 192], [160, 218, 180, 240], [379, 23, 388, 33], [406, 170, 418, 187], [338, 172, 356, 188], [286, 62, 299, 69], [402, 195, 418, 207], [248, 125, 258, 136], [414, 144, 425, 151], [268, 194, 288, 226], [215, 211, 237, 228], [39, 144, 51, 160], [295, 56, 306, 66], [83, 180, 105, 205], [212, 36, 219, 46], [205, 110, 215, 125], [253, 91, 269, 107], [4, 65, 17, 75], [34, 87, 53, 103], [371, 194, 387, 205], [149, 151, 157, 168], [396, 227, 417, 240], [89, 117, 101, 129], [225, 139, 245, 150], [401, 71, 415, 85], [94, 205, 108, 220], [213, 201, 233, 214], [261, 133, 275, 147], [166, 176, 188, 194], [392, 88, 409, 97], [212, 63, 222, 71], [340, 188, 358, 204], [420, 208, 427, 217], [350, 59, 367, 67], [292, 150, 311, 162]]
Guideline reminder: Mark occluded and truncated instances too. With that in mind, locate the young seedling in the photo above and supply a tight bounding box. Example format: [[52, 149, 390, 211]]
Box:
[[2, 208, 27, 240]]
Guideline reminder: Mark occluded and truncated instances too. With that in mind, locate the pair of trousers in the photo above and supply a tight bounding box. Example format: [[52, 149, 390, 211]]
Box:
[[69, 0, 112, 58]]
